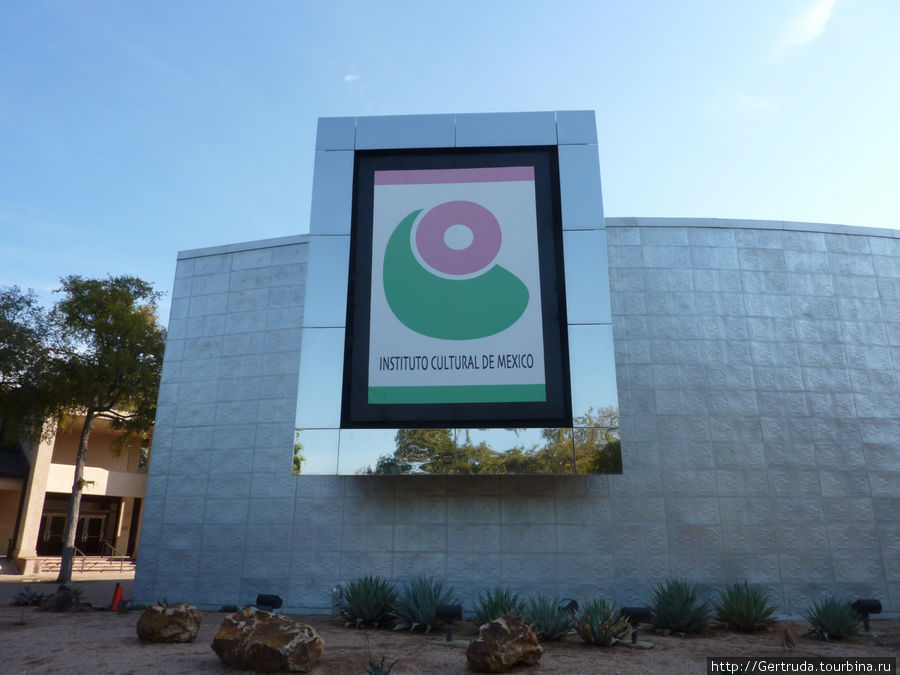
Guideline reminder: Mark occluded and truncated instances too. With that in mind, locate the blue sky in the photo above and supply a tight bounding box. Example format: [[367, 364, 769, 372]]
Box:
[[2, 0, 898, 320]]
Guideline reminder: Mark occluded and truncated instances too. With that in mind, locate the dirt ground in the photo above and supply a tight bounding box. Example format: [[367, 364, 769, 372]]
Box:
[[1, 602, 898, 675]]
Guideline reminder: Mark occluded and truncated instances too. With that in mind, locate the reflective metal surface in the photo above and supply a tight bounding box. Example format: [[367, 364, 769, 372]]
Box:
[[558, 144, 603, 230], [337, 428, 398, 474], [563, 229, 611, 324], [302, 235, 350, 328], [314, 426, 620, 475], [295, 327, 345, 429], [294, 113, 620, 477], [568, 324, 619, 423], [309, 151, 354, 235], [294, 428, 339, 475]]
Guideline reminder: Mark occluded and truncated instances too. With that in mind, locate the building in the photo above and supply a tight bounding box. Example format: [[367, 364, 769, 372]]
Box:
[[2, 413, 148, 574], [134, 112, 900, 614]]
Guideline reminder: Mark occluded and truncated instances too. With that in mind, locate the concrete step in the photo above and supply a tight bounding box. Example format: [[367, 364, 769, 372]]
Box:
[[33, 556, 136, 575]]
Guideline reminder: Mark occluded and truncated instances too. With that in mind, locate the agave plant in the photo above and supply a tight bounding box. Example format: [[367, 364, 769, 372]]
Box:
[[339, 575, 398, 627], [392, 576, 458, 632], [12, 586, 45, 607], [805, 598, 861, 640], [473, 586, 525, 626], [523, 594, 572, 641], [365, 653, 399, 674], [714, 581, 777, 632], [649, 578, 710, 634], [572, 599, 630, 646]]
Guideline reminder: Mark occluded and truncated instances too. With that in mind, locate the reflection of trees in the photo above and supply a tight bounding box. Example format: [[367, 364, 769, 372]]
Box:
[[292, 430, 305, 475], [572, 407, 622, 474], [362, 407, 621, 475]]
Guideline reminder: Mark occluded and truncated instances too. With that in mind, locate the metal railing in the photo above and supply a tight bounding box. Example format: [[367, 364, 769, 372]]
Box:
[[100, 541, 131, 572]]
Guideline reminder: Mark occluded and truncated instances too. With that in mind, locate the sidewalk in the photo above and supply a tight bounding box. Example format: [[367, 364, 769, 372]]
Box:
[[0, 557, 134, 607]]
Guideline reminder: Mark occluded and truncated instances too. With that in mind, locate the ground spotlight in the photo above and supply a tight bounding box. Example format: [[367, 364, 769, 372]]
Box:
[[620, 606, 653, 646], [851, 599, 881, 633], [255, 593, 283, 613], [436, 604, 463, 641]]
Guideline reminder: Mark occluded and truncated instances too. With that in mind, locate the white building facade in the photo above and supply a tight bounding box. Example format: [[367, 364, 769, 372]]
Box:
[[135, 113, 900, 614]]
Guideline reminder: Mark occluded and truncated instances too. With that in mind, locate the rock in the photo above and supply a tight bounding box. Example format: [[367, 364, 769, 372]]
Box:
[[136, 603, 203, 643], [211, 606, 324, 672], [466, 613, 542, 673]]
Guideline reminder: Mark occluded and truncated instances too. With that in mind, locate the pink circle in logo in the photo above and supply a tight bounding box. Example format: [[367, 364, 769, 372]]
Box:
[[415, 200, 502, 275]]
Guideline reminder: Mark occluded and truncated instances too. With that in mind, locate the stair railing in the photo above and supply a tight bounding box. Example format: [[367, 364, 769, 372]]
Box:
[[101, 541, 131, 572], [73, 545, 86, 573]]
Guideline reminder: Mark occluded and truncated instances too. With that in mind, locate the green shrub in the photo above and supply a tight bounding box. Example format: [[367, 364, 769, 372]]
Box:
[[392, 576, 457, 632], [340, 575, 398, 628], [805, 598, 861, 640], [365, 654, 398, 674], [714, 581, 777, 632], [473, 586, 525, 626], [572, 599, 630, 646], [523, 594, 571, 641], [649, 579, 709, 634], [12, 586, 45, 607]]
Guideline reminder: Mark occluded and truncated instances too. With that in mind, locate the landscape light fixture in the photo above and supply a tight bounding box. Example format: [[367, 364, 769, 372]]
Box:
[[620, 606, 653, 648], [851, 599, 882, 635], [255, 593, 283, 613], [436, 604, 462, 641], [331, 584, 343, 616]]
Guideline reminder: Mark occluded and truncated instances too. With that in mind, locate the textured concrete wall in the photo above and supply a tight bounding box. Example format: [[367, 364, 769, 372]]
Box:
[[134, 236, 308, 606], [607, 219, 900, 616], [135, 220, 900, 615]]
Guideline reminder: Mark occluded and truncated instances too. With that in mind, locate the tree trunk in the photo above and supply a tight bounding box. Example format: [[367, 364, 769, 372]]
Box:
[[57, 409, 95, 583]]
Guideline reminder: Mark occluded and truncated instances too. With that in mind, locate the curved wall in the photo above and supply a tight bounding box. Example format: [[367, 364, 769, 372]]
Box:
[[135, 218, 900, 615], [607, 218, 900, 615]]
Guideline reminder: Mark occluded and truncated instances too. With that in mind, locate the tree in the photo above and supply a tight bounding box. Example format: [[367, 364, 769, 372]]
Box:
[[0, 287, 56, 440], [53, 276, 165, 582], [0, 276, 166, 582]]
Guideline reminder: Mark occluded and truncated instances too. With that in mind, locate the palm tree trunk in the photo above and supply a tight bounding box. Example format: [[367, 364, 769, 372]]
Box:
[[57, 409, 95, 583]]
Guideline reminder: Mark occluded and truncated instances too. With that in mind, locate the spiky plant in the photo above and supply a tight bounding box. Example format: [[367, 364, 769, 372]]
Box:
[[714, 581, 777, 632], [365, 653, 399, 674], [572, 599, 631, 646], [473, 586, 525, 626], [12, 586, 45, 607], [805, 598, 861, 640], [523, 594, 572, 641], [69, 585, 85, 609], [392, 576, 457, 632], [340, 575, 398, 628], [649, 578, 710, 634]]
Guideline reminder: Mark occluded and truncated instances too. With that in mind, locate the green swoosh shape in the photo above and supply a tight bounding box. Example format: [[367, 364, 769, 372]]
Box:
[[383, 209, 529, 340]]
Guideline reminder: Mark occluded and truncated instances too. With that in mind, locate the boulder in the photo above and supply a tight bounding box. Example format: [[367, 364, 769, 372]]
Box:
[[136, 603, 203, 643], [466, 613, 542, 673], [211, 606, 323, 672]]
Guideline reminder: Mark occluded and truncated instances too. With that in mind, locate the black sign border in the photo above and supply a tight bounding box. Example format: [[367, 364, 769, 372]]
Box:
[[341, 146, 572, 429]]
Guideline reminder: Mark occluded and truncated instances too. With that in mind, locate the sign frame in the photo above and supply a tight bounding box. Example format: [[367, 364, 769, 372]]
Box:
[[341, 146, 572, 429]]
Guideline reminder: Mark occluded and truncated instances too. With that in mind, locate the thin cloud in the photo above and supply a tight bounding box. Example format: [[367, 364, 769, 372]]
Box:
[[343, 73, 360, 83], [781, 0, 837, 50]]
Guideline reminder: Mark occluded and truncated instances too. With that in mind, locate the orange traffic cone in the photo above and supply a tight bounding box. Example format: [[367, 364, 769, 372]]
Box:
[[111, 582, 123, 611]]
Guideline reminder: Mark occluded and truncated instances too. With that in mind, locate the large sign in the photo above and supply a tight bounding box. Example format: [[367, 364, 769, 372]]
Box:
[[342, 147, 571, 428]]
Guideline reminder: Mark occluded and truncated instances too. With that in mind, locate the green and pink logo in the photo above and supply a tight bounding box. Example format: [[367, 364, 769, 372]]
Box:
[[377, 168, 533, 340]]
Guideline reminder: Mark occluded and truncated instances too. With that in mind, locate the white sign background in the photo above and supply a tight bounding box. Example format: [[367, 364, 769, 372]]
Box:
[[368, 173, 547, 397]]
